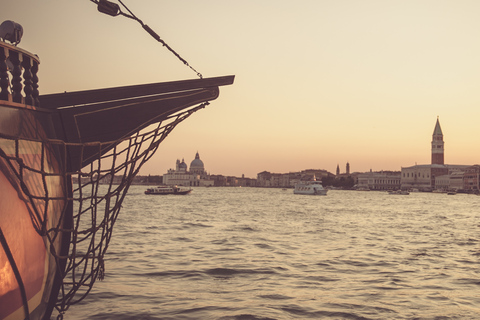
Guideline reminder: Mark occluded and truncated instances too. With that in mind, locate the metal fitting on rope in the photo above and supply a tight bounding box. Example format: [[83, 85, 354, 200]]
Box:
[[97, 0, 120, 16]]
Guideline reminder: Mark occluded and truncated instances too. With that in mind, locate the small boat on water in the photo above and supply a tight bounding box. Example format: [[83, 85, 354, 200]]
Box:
[[294, 179, 328, 195], [388, 190, 410, 195], [145, 185, 192, 195], [356, 187, 371, 191]]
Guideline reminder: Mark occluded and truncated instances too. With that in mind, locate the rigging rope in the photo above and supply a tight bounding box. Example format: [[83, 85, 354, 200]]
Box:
[[91, 0, 203, 79]]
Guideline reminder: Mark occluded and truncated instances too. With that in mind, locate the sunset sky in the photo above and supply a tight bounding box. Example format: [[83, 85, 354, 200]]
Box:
[[4, 0, 480, 177]]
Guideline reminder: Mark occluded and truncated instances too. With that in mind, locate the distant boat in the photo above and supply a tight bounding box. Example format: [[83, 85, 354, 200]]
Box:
[[294, 179, 327, 195], [145, 185, 192, 195], [388, 190, 410, 195], [356, 187, 370, 191]]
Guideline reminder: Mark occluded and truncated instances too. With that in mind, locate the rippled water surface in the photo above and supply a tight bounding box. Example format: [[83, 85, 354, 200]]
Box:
[[67, 187, 480, 319]]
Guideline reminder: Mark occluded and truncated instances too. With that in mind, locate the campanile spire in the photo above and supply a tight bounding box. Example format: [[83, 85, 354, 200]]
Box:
[[431, 117, 444, 165]]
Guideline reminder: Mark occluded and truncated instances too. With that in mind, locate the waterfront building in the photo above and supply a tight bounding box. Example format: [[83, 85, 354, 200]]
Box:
[[400, 118, 470, 191], [434, 169, 466, 191], [236, 175, 257, 187], [401, 164, 436, 191], [357, 170, 401, 190], [257, 171, 273, 187], [463, 165, 480, 192], [401, 164, 468, 191], [163, 152, 214, 186], [435, 174, 450, 191], [256, 172, 291, 188], [256, 169, 333, 188], [209, 174, 257, 187], [450, 171, 465, 190]]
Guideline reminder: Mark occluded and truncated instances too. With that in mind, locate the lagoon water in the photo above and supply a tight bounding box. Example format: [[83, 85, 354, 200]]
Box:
[[67, 186, 480, 319]]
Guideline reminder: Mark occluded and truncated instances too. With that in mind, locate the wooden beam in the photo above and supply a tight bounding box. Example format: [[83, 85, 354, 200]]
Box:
[[39, 75, 234, 109]]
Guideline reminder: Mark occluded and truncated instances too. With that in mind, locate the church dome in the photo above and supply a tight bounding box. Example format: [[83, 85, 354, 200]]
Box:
[[178, 160, 187, 169], [190, 152, 204, 172], [176, 158, 187, 172]]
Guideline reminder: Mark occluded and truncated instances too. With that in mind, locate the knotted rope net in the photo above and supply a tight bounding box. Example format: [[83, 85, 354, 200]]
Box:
[[0, 102, 208, 319]]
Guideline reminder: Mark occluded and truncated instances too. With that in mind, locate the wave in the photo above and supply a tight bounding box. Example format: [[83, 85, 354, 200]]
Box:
[[203, 267, 279, 279], [217, 315, 277, 320]]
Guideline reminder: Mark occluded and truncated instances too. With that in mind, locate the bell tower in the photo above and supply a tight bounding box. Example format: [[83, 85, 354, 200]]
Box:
[[431, 117, 444, 165]]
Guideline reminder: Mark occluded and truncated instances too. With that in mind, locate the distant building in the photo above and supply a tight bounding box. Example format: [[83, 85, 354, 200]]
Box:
[[401, 118, 469, 191], [163, 152, 214, 186], [189, 152, 205, 175], [434, 169, 465, 191], [357, 170, 401, 190], [236, 174, 257, 187], [336, 162, 350, 176], [257, 171, 272, 187], [301, 169, 331, 181], [335, 162, 352, 181], [256, 172, 291, 187], [401, 164, 437, 191], [450, 170, 465, 191], [256, 169, 333, 188], [463, 165, 480, 192], [431, 117, 444, 165], [435, 174, 450, 191]]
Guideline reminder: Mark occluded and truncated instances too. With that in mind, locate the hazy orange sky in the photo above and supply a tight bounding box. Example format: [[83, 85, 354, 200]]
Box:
[[4, 1, 480, 178]]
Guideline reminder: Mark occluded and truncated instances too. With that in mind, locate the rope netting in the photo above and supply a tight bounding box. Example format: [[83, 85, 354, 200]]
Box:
[[0, 102, 208, 319]]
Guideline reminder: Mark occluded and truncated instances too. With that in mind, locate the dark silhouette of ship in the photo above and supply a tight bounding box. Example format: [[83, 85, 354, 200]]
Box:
[[0, 5, 234, 319]]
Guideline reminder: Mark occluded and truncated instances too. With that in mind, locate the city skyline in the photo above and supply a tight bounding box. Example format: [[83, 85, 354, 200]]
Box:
[[4, 1, 480, 177], [155, 118, 474, 179], [160, 151, 352, 179]]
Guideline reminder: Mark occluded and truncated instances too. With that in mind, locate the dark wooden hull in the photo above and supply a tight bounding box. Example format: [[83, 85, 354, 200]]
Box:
[[0, 100, 71, 320]]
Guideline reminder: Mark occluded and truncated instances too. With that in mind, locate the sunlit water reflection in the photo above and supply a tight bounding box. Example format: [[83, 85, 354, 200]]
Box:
[[66, 187, 480, 319]]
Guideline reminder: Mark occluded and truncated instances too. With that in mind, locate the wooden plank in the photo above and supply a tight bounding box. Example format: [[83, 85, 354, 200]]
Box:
[[39, 75, 234, 109]]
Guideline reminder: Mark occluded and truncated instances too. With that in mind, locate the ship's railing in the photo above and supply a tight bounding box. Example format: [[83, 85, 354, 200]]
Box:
[[0, 41, 40, 107]]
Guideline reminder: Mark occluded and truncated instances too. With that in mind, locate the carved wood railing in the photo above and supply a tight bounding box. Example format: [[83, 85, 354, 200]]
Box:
[[0, 41, 40, 107]]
